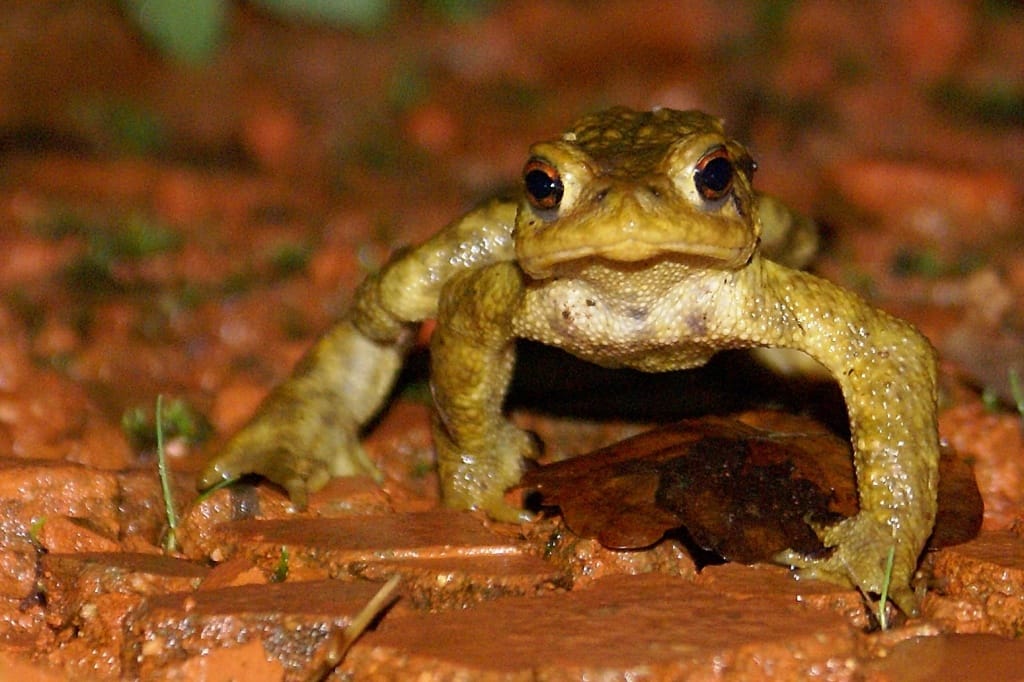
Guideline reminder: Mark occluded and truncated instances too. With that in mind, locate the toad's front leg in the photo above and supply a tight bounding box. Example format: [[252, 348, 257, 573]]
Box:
[[430, 263, 537, 522], [751, 260, 939, 614]]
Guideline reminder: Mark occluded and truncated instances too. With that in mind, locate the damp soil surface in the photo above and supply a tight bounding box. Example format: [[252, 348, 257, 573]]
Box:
[[1, 1, 1024, 679]]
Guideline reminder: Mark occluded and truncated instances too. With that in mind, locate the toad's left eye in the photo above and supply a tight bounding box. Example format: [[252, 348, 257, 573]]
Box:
[[693, 147, 734, 201]]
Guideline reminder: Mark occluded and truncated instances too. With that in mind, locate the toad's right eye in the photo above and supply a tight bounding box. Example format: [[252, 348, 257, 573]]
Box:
[[523, 159, 564, 210]]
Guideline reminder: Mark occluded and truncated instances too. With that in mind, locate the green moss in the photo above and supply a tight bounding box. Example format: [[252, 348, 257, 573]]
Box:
[[409, 460, 436, 479], [755, 0, 798, 35], [120, 0, 226, 64], [1010, 368, 1024, 429], [271, 546, 290, 582], [3, 288, 46, 337], [387, 62, 432, 111], [268, 242, 313, 279], [891, 247, 985, 279], [423, 0, 494, 22], [71, 97, 168, 155], [221, 269, 258, 296], [254, 0, 391, 31], [61, 212, 183, 295], [121, 0, 394, 64], [928, 78, 1024, 128], [31, 206, 96, 240], [122, 397, 212, 452]]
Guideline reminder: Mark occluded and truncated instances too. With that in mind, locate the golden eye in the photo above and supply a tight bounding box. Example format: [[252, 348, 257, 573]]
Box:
[[693, 147, 734, 201], [523, 158, 564, 210]]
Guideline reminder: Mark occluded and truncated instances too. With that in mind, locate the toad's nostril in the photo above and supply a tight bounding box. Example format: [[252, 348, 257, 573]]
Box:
[[631, 184, 666, 212]]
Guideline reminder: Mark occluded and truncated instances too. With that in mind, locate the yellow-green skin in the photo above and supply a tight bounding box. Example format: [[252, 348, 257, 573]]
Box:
[[200, 108, 938, 613]]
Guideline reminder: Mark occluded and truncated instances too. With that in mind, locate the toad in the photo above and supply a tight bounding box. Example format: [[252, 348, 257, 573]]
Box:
[[200, 107, 938, 612]]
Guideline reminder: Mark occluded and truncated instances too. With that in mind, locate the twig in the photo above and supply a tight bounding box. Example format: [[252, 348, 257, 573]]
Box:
[[304, 574, 402, 682]]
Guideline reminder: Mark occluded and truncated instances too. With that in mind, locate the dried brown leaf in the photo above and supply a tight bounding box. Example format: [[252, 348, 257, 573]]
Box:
[[521, 412, 980, 564]]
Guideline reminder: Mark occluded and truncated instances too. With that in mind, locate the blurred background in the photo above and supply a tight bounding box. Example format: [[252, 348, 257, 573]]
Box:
[[0, 0, 1021, 474]]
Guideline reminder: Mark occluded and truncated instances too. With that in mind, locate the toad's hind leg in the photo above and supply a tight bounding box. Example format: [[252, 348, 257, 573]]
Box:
[[198, 200, 518, 506], [756, 192, 818, 269], [197, 318, 409, 507]]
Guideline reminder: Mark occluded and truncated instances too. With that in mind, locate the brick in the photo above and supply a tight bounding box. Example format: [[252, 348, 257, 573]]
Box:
[[342, 573, 858, 679]]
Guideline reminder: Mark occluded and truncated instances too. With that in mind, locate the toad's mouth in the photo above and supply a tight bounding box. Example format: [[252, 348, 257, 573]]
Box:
[[518, 238, 751, 279]]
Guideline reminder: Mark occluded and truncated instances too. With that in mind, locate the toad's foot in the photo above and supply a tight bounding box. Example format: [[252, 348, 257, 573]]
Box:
[[197, 403, 379, 509], [775, 512, 921, 615], [434, 421, 538, 524]]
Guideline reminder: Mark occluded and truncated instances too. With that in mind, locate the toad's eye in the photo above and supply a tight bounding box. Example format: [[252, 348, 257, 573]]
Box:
[[693, 147, 734, 202], [523, 159, 564, 210]]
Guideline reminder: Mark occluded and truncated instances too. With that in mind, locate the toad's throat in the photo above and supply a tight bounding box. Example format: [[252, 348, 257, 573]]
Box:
[[518, 239, 750, 279]]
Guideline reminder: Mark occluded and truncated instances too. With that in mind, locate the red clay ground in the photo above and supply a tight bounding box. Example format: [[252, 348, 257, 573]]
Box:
[[1, 1, 1023, 679]]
